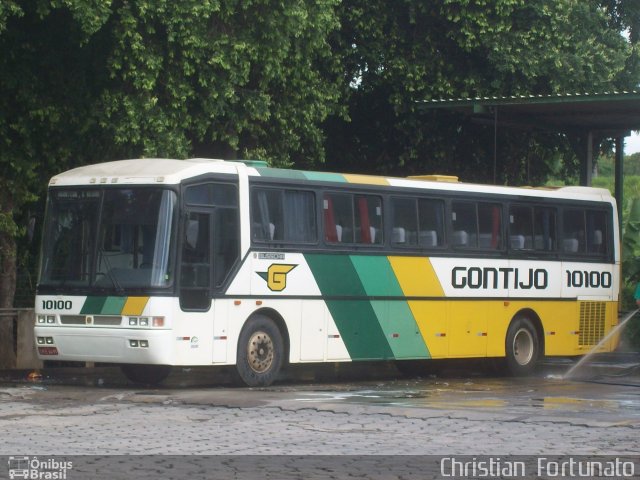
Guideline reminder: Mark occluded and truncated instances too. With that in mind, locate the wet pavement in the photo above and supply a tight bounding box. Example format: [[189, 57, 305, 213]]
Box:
[[0, 354, 639, 478]]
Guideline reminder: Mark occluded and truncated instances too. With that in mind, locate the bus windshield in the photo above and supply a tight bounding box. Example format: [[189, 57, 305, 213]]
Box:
[[39, 188, 177, 290]]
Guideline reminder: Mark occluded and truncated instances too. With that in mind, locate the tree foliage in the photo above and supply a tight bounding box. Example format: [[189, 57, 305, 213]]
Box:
[[0, 0, 343, 306], [0, 0, 639, 307], [324, 0, 639, 182]]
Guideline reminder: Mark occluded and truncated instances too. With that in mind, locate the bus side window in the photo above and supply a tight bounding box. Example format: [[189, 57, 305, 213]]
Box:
[[251, 188, 282, 241], [509, 206, 532, 250], [418, 198, 445, 247], [562, 209, 585, 253], [534, 207, 556, 251], [283, 190, 316, 242], [391, 198, 417, 246], [586, 210, 608, 254], [355, 195, 383, 244], [324, 193, 353, 243], [478, 203, 502, 250], [451, 201, 476, 248]]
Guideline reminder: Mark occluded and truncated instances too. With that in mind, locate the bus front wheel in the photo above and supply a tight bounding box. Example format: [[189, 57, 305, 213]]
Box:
[[236, 315, 284, 387], [121, 364, 171, 385], [505, 316, 540, 376]]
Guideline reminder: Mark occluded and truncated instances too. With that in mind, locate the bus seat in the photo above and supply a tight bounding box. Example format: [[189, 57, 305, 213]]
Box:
[[592, 229, 602, 245], [335, 225, 343, 242], [478, 233, 493, 248], [370, 226, 378, 243], [392, 227, 406, 244], [453, 230, 468, 247], [534, 235, 544, 249], [510, 235, 525, 249], [563, 238, 579, 252], [419, 230, 437, 247]]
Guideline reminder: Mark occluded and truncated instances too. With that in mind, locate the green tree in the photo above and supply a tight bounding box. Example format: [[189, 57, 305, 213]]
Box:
[[324, 0, 639, 182], [0, 0, 343, 308]]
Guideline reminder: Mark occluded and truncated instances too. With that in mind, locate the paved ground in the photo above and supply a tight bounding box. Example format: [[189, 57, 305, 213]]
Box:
[[0, 356, 639, 479]]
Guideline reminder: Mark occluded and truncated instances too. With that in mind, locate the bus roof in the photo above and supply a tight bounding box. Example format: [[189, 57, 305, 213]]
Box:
[[49, 158, 613, 203]]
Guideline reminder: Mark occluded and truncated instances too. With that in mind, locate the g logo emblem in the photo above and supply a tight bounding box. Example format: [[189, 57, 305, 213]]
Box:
[[257, 264, 297, 291]]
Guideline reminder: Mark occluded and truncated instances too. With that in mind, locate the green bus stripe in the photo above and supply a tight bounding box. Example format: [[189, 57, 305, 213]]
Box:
[[101, 297, 127, 315], [255, 167, 307, 180], [350, 256, 429, 359], [80, 296, 128, 315], [80, 297, 107, 314], [305, 254, 393, 360], [303, 171, 347, 183]]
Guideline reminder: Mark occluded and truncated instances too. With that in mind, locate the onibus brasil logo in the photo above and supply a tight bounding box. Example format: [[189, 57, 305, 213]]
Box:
[[256, 264, 297, 291], [8, 456, 73, 479]]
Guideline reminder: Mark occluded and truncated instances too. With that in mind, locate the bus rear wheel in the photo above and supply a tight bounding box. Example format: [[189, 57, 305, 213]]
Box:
[[121, 364, 171, 385], [236, 315, 284, 387], [505, 316, 540, 376]]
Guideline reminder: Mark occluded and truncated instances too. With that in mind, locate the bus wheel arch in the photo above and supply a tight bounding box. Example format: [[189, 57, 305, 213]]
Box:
[[235, 309, 289, 387], [504, 309, 544, 376]]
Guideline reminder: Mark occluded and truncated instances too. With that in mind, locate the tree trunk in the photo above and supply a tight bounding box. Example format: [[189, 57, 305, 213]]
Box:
[[0, 194, 17, 369]]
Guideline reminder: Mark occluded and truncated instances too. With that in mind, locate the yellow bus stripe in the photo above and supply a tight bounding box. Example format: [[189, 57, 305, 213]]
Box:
[[121, 297, 149, 316], [388, 256, 445, 297]]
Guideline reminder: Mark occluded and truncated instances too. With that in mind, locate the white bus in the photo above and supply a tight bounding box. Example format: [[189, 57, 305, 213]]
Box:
[[35, 158, 620, 386]]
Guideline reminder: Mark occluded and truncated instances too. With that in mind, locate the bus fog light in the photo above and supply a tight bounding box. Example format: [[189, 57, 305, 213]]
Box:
[[129, 340, 139, 347], [139, 340, 149, 348], [129, 318, 138, 326], [45, 337, 54, 344], [37, 337, 45, 345], [139, 317, 149, 326], [152, 316, 164, 327]]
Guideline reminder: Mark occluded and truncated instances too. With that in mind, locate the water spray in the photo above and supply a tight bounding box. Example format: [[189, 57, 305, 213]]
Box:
[[564, 308, 639, 379]]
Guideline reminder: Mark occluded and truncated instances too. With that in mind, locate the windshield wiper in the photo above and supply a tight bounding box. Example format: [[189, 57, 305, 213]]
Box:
[[96, 247, 125, 294]]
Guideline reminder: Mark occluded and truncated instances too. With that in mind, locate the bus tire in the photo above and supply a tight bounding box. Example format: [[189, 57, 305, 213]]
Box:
[[505, 316, 540, 376], [121, 364, 171, 385], [236, 315, 284, 387]]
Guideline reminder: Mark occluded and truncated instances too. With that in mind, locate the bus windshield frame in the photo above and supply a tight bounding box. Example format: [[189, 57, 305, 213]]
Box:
[[38, 186, 178, 294]]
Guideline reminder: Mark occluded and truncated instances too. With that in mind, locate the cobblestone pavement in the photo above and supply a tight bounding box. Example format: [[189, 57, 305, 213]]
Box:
[[0, 366, 639, 457]]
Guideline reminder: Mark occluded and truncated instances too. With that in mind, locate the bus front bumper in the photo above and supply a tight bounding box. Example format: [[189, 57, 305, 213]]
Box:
[[33, 326, 175, 365]]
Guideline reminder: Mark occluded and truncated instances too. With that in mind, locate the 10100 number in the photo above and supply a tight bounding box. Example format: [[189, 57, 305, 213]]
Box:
[[41, 299, 73, 310], [565, 270, 612, 288]]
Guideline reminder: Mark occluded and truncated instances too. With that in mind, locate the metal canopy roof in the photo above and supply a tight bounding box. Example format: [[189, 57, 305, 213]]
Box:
[[419, 91, 640, 223], [421, 91, 640, 136]]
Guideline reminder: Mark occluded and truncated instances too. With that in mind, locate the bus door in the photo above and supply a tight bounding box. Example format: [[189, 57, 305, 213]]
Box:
[[179, 182, 240, 362]]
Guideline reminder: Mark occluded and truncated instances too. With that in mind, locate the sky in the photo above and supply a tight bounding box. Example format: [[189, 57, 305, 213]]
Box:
[[625, 132, 640, 154]]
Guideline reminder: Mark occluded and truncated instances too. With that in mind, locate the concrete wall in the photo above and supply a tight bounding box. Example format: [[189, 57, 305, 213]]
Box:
[[17, 309, 42, 369], [0, 309, 41, 370]]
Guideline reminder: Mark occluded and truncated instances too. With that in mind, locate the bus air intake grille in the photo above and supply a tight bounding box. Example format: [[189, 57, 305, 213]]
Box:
[[60, 315, 86, 325], [94, 316, 123, 326], [60, 315, 122, 326], [578, 302, 606, 346]]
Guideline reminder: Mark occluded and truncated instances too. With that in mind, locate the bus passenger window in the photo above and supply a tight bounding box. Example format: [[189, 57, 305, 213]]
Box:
[[509, 206, 533, 250], [534, 207, 556, 251], [562, 209, 585, 253], [283, 190, 316, 242], [418, 199, 445, 247], [391, 198, 417, 246], [355, 195, 382, 244], [586, 210, 607, 254], [451, 202, 476, 248], [478, 203, 502, 249], [324, 193, 353, 243], [252, 188, 283, 241]]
